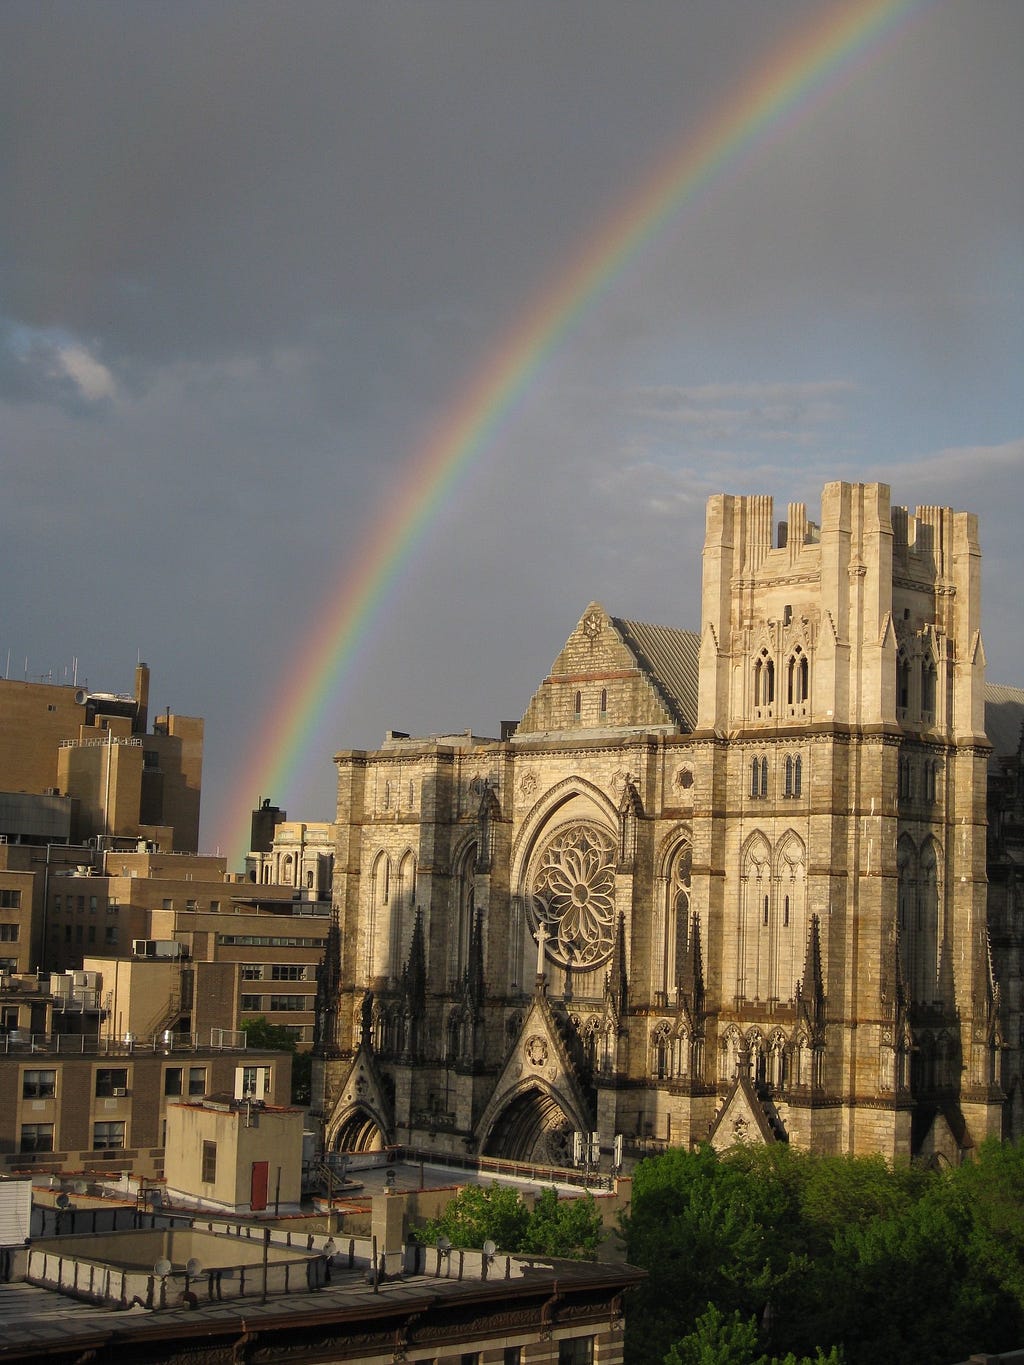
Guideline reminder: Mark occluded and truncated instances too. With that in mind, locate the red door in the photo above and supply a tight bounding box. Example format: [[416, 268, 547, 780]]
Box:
[[250, 1160, 269, 1211]]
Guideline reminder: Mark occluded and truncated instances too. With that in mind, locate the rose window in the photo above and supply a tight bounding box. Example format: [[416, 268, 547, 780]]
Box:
[[530, 822, 617, 969]]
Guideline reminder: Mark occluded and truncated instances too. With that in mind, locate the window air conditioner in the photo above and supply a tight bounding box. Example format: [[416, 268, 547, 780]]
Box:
[[112, 1087, 127, 1097]]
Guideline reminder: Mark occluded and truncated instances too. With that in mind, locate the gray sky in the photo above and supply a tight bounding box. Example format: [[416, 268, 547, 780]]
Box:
[[2, 1, 1021, 859]]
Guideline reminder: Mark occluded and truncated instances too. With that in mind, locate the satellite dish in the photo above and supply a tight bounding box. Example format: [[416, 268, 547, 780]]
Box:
[[482, 1239, 496, 1257], [55, 1193, 70, 1209], [154, 1259, 172, 1277], [185, 1258, 203, 1278]]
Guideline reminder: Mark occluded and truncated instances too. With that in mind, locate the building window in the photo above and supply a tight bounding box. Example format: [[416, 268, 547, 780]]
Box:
[[185, 899, 198, 912], [65, 925, 72, 944], [241, 965, 263, 981], [787, 646, 809, 707], [105, 926, 118, 945], [75, 924, 83, 943], [559, 1339, 595, 1365], [87, 925, 96, 943], [93, 1121, 126, 1150], [189, 1066, 207, 1096], [241, 994, 262, 1011], [750, 756, 768, 799], [89, 896, 97, 914], [53, 895, 62, 914], [0, 890, 22, 909], [574, 690, 582, 720], [753, 649, 775, 711], [95, 1067, 128, 1097], [503, 1350, 522, 1365], [239, 1065, 271, 1099], [76, 896, 84, 913], [0, 924, 20, 941], [202, 1140, 217, 1183], [210, 900, 221, 912], [270, 964, 307, 981], [164, 1068, 183, 1097], [19, 1123, 54, 1153], [162, 899, 173, 910], [268, 995, 307, 1012], [22, 1069, 56, 1099], [600, 688, 608, 717]]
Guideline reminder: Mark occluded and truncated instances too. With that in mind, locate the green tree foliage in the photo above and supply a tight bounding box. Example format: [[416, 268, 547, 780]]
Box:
[[412, 1183, 601, 1260], [664, 1303, 844, 1365], [239, 1016, 311, 1104], [622, 1141, 1024, 1365]]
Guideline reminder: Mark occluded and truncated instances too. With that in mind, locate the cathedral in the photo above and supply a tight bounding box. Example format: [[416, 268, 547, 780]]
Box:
[[314, 481, 1024, 1166]]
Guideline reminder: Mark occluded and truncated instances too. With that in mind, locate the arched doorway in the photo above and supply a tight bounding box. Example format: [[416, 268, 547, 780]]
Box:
[[481, 1084, 578, 1166], [331, 1107, 387, 1153]]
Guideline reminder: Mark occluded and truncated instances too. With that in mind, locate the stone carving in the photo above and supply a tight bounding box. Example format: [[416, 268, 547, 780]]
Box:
[[530, 822, 617, 969]]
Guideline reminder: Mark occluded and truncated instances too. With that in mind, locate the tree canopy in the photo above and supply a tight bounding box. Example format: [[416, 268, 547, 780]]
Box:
[[412, 1183, 602, 1261], [240, 1016, 311, 1104], [620, 1140, 1024, 1365]]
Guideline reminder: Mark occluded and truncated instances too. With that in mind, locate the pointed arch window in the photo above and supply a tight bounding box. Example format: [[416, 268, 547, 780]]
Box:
[[921, 659, 937, 720], [897, 651, 912, 715], [753, 649, 775, 715], [600, 688, 608, 718], [750, 756, 769, 799], [662, 839, 692, 998], [573, 690, 582, 722], [784, 754, 803, 798], [787, 646, 809, 710]]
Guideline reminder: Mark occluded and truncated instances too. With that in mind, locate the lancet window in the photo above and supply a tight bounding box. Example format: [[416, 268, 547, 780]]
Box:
[[787, 646, 809, 713], [784, 754, 803, 798], [662, 839, 692, 998], [753, 649, 775, 716], [750, 756, 769, 799]]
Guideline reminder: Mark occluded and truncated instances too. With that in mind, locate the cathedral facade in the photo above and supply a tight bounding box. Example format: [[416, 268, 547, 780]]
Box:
[[315, 481, 1019, 1166]]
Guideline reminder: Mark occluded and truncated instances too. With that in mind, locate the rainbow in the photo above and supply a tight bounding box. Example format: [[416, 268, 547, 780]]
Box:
[[216, 0, 932, 864]]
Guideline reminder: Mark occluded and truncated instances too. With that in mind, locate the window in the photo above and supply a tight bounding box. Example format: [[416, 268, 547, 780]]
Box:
[[210, 900, 221, 912], [188, 1066, 206, 1096], [144, 749, 159, 769], [93, 1120, 125, 1150], [75, 924, 83, 943], [76, 896, 84, 913], [19, 1123, 54, 1153], [107, 898, 119, 913], [164, 1067, 183, 1097], [105, 926, 118, 945], [89, 896, 97, 914], [239, 1065, 271, 1099], [202, 1140, 217, 1183], [241, 994, 262, 1011], [503, 1350, 522, 1365], [87, 925, 96, 943], [65, 925, 72, 943], [53, 895, 62, 914], [750, 756, 768, 799], [241, 964, 263, 980], [95, 1067, 128, 1097], [162, 898, 173, 910], [753, 649, 775, 711], [0, 924, 20, 941], [0, 890, 22, 909], [22, 1069, 56, 1099], [185, 899, 198, 912], [218, 935, 326, 948], [268, 995, 307, 1012], [787, 647, 809, 707], [559, 1339, 595, 1365], [600, 688, 608, 717], [270, 964, 307, 981], [574, 690, 582, 720]]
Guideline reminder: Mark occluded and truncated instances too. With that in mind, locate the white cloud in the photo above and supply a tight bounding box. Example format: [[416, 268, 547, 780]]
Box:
[[55, 344, 116, 401]]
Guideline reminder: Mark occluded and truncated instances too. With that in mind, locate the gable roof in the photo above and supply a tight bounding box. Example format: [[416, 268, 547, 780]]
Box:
[[985, 681, 1024, 761], [612, 617, 701, 732]]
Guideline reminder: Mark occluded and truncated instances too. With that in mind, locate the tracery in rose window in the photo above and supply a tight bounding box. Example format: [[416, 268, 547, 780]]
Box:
[[529, 822, 617, 969]]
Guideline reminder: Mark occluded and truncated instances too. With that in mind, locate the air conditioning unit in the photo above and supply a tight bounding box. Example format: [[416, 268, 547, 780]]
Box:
[[112, 1087, 127, 1098], [132, 940, 156, 957]]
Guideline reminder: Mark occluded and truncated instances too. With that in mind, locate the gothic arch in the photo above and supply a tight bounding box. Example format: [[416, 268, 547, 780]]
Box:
[[327, 1104, 389, 1154], [657, 831, 693, 999], [477, 1077, 589, 1165], [389, 848, 417, 982], [509, 777, 619, 989], [774, 831, 807, 1003], [365, 850, 392, 981], [737, 831, 772, 1001], [449, 839, 477, 985]]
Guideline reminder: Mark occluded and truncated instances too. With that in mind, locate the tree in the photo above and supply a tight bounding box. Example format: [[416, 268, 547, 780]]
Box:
[[240, 1016, 311, 1104], [522, 1188, 602, 1259], [412, 1183, 602, 1260], [413, 1183, 530, 1253]]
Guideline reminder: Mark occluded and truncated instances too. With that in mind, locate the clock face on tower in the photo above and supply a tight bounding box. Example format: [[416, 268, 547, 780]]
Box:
[[528, 822, 617, 970]]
